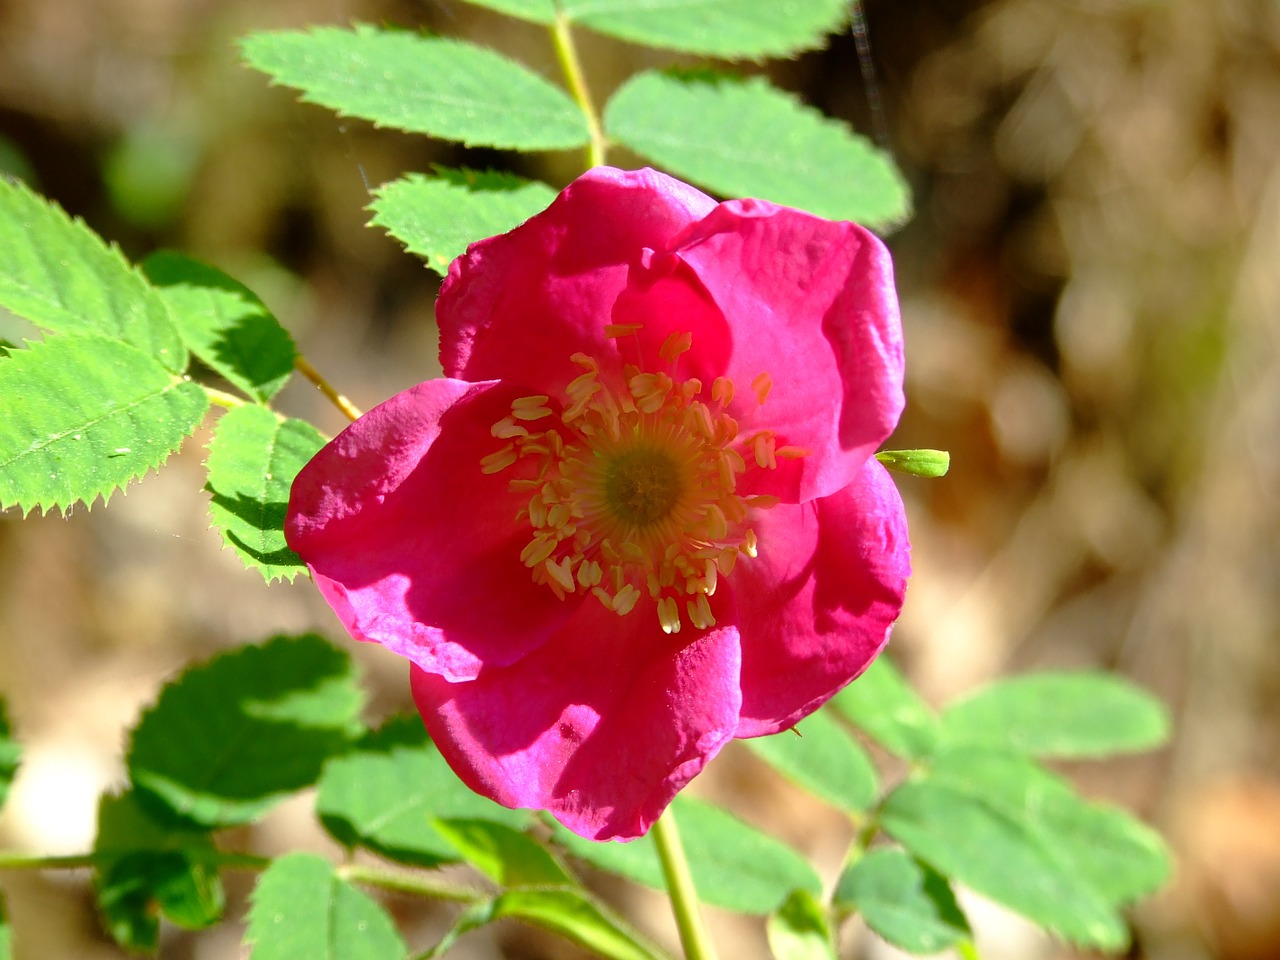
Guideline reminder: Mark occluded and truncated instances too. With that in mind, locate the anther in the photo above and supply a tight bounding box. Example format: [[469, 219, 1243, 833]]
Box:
[[752, 372, 773, 406]]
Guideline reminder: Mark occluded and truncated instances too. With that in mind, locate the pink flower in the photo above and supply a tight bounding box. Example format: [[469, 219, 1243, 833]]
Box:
[[286, 167, 911, 841]]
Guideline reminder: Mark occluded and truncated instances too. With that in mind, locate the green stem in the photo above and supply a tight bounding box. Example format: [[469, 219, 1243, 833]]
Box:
[[0, 850, 270, 871], [294, 354, 362, 422], [337, 862, 484, 904], [204, 385, 249, 410], [551, 7, 607, 168], [652, 809, 717, 960]]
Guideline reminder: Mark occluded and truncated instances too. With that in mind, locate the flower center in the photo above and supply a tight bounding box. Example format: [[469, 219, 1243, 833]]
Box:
[[479, 327, 808, 634]]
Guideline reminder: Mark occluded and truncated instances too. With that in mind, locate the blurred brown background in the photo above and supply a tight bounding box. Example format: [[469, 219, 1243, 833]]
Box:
[[1, 0, 1278, 957]]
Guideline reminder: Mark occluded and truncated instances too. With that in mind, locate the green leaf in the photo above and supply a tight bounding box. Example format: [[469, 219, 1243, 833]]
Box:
[[241, 26, 589, 150], [743, 707, 878, 812], [767, 889, 835, 960], [0, 178, 185, 372], [829, 656, 940, 759], [879, 777, 1129, 949], [0, 700, 18, 813], [605, 72, 910, 229], [317, 716, 530, 867], [246, 853, 407, 960], [433, 819, 573, 887], [458, 0, 849, 58], [0, 339, 15, 358], [0, 891, 10, 960], [554, 795, 821, 914], [142, 252, 296, 402], [93, 791, 225, 954], [941, 672, 1170, 759], [128, 635, 364, 828], [924, 747, 1171, 904], [876, 449, 951, 479], [0, 334, 209, 514], [204, 405, 326, 583], [834, 848, 970, 954], [370, 168, 557, 275]]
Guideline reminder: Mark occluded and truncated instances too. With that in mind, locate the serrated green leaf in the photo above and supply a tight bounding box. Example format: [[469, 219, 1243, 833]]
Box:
[[554, 795, 820, 914], [834, 848, 970, 954], [142, 252, 295, 402], [457, 0, 848, 57], [128, 635, 364, 828], [0, 334, 209, 514], [0, 178, 185, 371], [93, 791, 225, 954], [941, 672, 1170, 759], [317, 716, 530, 867], [924, 747, 1171, 904], [879, 779, 1129, 949], [767, 888, 835, 960], [433, 819, 573, 887], [371, 169, 557, 275], [605, 72, 910, 229], [0, 700, 18, 813], [830, 656, 940, 759], [246, 853, 407, 960], [743, 707, 878, 812], [205, 405, 325, 583], [0, 892, 11, 960], [241, 26, 589, 150]]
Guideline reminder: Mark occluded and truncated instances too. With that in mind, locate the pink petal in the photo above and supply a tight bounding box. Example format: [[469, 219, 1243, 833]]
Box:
[[730, 459, 910, 738], [437, 167, 716, 395], [668, 200, 905, 502], [285, 378, 577, 680], [411, 600, 742, 841]]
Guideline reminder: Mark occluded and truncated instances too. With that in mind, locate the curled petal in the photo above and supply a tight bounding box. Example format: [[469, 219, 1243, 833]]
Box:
[[412, 599, 742, 841], [285, 378, 577, 680], [437, 167, 716, 396], [668, 200, 905, 502], [729, 458, 911, 738]]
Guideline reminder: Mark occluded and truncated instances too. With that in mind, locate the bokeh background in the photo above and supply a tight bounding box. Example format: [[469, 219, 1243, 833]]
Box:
[[1, 0, 1278, 957]]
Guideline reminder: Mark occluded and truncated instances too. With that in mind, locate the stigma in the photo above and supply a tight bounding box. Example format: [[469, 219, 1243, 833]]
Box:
[[480, 328, 806, 634]]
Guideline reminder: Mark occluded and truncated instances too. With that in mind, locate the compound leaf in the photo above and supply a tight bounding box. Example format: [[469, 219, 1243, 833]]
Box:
[[370, 169, 557, 275], [0, 334, 208, 514], [830, 656, 940, 760], [142, 252, 295, 402], [317, 716, 530, 868], [605, 72, 910, 230], [204, 404, 326, 583], [744, 707, 878, 812], [767, 889, 835, 960], [241, 26, 589, 150], [128, 635, 364, 828], [246, 853, 406, 960], [0, 178, 184, 371], [834, 848, 970, 954]]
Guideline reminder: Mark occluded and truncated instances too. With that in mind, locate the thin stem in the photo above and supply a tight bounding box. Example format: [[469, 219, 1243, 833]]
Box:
[[551, 7, 607, 168], [294, 354, 362, 422], [0, 850, 270, 871], [651, 809, 717, 960], [337, 862, 484, 904], [204, 385, 249, 410]]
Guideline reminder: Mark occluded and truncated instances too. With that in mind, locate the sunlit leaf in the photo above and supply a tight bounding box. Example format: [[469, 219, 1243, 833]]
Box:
[[0, 178, 184, 371], [553, 795, 820, 914], [204, 405, 325, 583], [834, 848, 970, 954], [246, 853, 406, 960], [433, 819, 573, 887], [767, 889, 835, 960], [941, 672, 1170, 759], [605, 71, 910, 229], [371, 168, 557, 275], [0, 334, 208, 514], [142, 252, 295, 402], [241, 26, 589, 150], [830, 656, 940, 759], [128, 635, 364, 828], [743, 707, 878, 812]]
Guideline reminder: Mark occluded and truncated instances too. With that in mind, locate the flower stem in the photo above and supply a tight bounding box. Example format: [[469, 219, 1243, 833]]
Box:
[[294, 354, 362, 422], [204, 385, 249, 410], [337, 862, 484, 904], [652, 809, 717, 960], [551, 7, 607, 168]]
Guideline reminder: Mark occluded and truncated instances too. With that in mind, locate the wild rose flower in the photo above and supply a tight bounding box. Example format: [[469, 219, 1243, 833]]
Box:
[[285, 167, 911, 841]]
